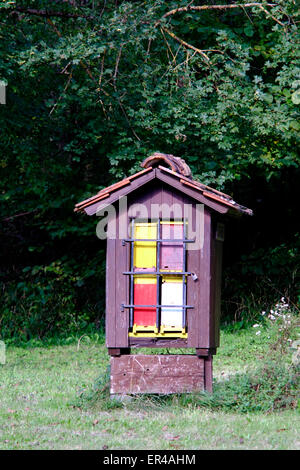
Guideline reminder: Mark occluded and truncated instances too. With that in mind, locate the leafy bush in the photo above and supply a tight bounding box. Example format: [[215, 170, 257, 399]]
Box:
[[195, 301, 299, 413], [222, 234, 300, 323], [0, 257, 105, 341], [197, 361, 299, 413]]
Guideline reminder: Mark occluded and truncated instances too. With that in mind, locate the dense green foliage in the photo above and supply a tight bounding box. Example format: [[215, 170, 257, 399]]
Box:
[[0, 0, 299, 339]]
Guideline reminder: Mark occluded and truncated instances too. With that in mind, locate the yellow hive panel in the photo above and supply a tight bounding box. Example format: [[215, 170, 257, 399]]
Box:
[[128, 331, 187, 338], [133, 222, 157, 271], [134, 276, 156, 284]]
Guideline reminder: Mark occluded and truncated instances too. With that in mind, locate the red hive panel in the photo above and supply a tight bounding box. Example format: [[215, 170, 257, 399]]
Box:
[[133, 277, 157, 327]]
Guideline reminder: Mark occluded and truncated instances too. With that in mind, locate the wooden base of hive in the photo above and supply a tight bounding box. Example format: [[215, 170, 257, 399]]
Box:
[[110, 354, 213, 396]]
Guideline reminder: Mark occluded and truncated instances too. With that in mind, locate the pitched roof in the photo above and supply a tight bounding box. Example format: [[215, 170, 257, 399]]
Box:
[[74, 155, 253, 217], [74, 167, 153, 213]]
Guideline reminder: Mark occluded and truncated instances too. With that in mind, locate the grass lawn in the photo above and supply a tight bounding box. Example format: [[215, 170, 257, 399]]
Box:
[[0, 325, 299, 450]]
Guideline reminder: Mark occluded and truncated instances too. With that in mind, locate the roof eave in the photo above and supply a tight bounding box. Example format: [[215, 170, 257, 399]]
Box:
[[74, 167, 253, 217]]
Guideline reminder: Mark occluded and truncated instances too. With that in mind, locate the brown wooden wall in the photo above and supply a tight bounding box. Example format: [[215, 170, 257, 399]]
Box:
[[105, 181, 223, 350], [105, 206, 129, 348], [209, 218, 223, 349], [110, 354, 205, 395]]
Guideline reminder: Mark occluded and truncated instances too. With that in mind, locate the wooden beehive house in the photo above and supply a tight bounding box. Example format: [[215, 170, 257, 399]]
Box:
[[75, 153, 252, 396]]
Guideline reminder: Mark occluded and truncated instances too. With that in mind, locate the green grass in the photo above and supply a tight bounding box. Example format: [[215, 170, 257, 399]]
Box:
[[0, 323, 299, 450]]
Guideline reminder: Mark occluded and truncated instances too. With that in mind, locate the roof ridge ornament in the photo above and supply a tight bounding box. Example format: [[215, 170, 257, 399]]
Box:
[[141, 152, 192, 178]]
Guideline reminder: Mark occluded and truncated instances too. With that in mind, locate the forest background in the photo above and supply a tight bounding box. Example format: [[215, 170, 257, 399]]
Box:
[[0, 0, 299, 341]]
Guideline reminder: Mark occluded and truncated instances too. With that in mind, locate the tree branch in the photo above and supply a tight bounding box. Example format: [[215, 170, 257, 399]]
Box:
[[155, 3, 286, 64], [46, 18, 97, 84], [159, 3, 278, 23], [2, 209, 39, 223], [9, 7, 93, 20], [257, 4, 285, 26], [160, 28, 183, 66], [162, 27, 210, 62], [112, 45, 141, 142], [49, 70, 73, 116]]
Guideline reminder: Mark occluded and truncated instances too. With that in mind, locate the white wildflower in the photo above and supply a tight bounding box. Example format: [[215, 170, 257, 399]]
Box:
[[256, 331, 261, 336], [253, 324, 260, 328]]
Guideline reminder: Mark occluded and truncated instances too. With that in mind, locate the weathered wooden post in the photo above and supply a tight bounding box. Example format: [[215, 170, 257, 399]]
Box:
[[75, 152, 252, 396]]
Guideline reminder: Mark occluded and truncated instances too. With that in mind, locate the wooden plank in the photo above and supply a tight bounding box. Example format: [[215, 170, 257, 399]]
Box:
[[202, 190, 237, 209], [128, 185, 151, 215], [161, 184, 174, 219], [148, 180, 162, 219], [115, 212, 130, 347], [108, 348, 121, 356], [196, 348, 216, 357], [110, 355, 204, 394], [187, 203, 201, 347], [204, 355, 213, 393], [208, 218, 223, 349], [77, 168, 153, 212], [158, 166, 250, 214], [108, 348, 131, 356], [111, 355, 203, 376], [85, 170, 156, 215], [129, 337, 188, 348], [128, 166, 153, 181], [202, 190, 252, 216], [74, 192, 110, 212], [156, 169, 228, 214], [105, 236, 116, 348], [214, 239, 223, 348], [209, 224, 216, 348], [198, 207, 211, 348], [172, 187, 184, 220]]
